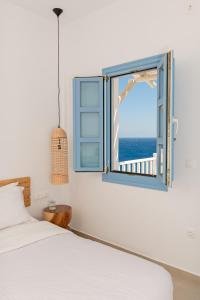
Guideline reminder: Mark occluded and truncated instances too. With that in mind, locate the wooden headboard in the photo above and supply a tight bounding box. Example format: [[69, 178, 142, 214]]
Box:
[[0, 177, 31, 207]]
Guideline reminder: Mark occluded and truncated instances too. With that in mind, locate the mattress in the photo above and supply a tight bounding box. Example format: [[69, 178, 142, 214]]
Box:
[[0, 220, 173, 300]]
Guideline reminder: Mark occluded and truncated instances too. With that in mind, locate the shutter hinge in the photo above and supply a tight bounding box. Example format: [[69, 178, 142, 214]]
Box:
[[105, 165, 110, 173], [103, 75, 109, 81]]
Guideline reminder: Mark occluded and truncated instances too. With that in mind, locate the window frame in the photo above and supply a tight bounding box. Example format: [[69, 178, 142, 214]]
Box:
[[102, 54, 170, 191]]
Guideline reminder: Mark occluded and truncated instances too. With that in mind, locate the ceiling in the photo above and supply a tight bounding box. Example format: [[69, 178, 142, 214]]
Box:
[[7, 0, 119, 23]]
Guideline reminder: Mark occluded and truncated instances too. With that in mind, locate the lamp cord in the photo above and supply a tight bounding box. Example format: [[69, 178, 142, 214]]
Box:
[[57, 16, 61, 128]]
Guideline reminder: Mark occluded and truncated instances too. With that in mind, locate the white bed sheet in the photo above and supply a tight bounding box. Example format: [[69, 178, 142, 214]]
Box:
[[0, 221, 173, 300]]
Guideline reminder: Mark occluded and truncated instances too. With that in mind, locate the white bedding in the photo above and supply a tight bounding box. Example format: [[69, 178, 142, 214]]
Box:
[[0, 221, 173, 300]]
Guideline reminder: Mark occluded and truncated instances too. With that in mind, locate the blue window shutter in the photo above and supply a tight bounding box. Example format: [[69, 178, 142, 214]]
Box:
[[156, 53, 168, 185], [73, 77, 104, 171], [157, 51, 175, 188]]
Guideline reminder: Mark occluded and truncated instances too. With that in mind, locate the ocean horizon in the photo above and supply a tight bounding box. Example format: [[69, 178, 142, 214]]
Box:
[[119, 137, 156, 162]]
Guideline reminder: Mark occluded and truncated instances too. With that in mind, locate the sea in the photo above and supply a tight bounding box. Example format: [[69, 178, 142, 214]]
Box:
[[119, 138, 156, 162]]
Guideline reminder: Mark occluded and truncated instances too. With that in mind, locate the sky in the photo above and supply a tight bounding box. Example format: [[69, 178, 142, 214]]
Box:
[[117, 74, 157, 138]]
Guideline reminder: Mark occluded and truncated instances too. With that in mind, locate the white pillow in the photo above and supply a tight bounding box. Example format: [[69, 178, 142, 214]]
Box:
[[0, 186, 31, 229]]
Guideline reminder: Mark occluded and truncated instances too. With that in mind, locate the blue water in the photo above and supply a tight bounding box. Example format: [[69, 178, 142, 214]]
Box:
[[119, 138, 156, 162]]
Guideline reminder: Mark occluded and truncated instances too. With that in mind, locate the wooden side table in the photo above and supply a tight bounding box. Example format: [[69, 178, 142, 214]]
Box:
[[43, 205, 72, 229]]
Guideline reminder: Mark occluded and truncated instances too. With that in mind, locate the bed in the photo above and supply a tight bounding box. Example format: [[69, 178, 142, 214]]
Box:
[[0, 177, 173, 300]]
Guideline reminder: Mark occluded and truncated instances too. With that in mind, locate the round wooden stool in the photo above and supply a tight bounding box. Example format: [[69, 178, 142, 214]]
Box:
[[43, 204, 72, 229]]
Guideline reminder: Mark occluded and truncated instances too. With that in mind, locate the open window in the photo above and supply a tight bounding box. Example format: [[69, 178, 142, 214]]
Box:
[[73, 52, 175, 191], [110, 69, 158, 175]]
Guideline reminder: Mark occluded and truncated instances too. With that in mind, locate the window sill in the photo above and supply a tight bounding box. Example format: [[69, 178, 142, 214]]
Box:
[[102, 172, 167, 191]]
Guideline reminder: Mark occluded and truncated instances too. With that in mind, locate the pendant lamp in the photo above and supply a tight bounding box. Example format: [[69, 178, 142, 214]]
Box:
[[51, 8, 68, 184]]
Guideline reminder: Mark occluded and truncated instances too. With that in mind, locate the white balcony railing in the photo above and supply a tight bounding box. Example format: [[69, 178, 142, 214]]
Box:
[[119, 153, 157, 175]]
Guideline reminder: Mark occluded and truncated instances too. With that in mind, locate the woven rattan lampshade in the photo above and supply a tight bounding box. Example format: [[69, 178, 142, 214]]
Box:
[[51, 128, 68, 184], [51, 8, 69, 185]]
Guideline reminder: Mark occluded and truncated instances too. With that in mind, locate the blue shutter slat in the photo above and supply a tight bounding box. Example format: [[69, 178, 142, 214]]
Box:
[[73, 77, 104, 172], [172, 55, 175, 182]]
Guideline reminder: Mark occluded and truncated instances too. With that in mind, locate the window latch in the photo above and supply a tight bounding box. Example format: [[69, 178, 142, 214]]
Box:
[[173, 117, 179, 141]]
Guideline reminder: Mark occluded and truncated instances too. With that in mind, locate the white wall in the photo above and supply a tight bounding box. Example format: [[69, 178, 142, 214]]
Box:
[[63, 0, 200, 275], [0, 1, 71, 218]]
